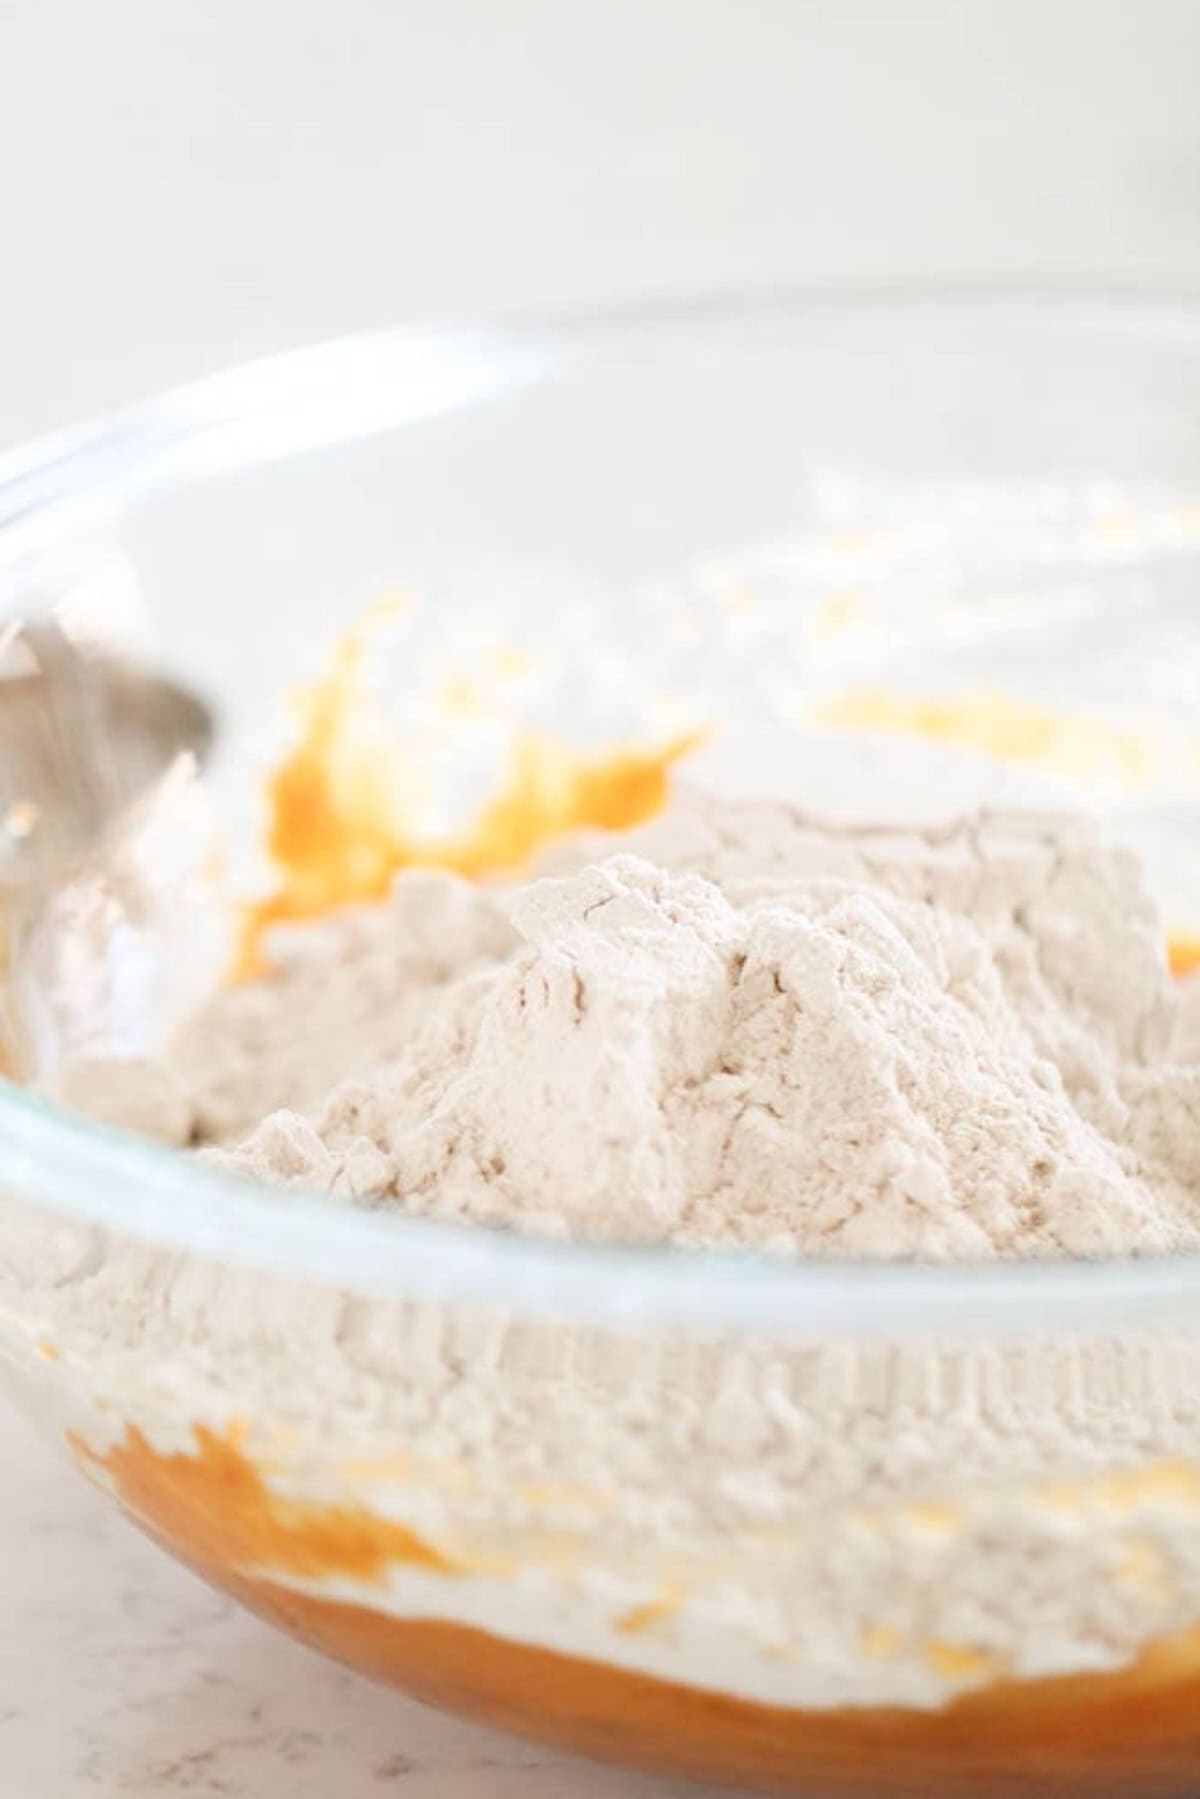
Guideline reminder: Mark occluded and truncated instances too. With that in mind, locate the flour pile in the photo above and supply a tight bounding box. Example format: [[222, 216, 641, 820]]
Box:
[[75, 785, 1200, 1262]]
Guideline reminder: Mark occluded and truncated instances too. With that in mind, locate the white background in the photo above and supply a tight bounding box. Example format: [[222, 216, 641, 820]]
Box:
[[2, 0, 1200, 447], [3, 3, 1200, 1794]]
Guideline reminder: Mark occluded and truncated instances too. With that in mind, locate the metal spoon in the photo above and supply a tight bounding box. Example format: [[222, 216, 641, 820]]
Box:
[[0, 618, 214, 905], [0, 618, 215, 1079]]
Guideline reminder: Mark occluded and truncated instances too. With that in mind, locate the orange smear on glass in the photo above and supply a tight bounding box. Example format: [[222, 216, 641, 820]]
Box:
[[72, 1423, 458, 1581], [1169, 937, 1200, 978], [818, 688, 1165, 791], [239, 611, 697, 974]]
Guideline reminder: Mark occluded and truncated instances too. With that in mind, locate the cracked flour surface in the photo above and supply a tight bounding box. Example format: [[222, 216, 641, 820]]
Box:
[[119, 784, 1200, 1263]]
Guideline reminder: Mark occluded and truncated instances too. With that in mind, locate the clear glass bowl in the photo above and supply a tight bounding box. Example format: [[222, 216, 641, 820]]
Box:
[[4, 292, 1200, 1797]]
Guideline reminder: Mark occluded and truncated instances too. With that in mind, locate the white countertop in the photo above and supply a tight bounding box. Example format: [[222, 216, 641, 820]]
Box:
[[0, 1409, 708, 1797], [3, 1, 1200, 1789]]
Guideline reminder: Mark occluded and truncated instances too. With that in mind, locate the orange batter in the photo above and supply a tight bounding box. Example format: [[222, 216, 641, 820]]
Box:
[[817, 687, 1179, 792], [1168, 937, 1200, 979], [72, 1424, 458, 1579], [239, 607, 697, 973], [76, 1423, 1200, 1798]]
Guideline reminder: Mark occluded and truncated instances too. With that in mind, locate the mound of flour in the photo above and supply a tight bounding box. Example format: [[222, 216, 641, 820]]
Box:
[[79, 784, 1200, 1262]]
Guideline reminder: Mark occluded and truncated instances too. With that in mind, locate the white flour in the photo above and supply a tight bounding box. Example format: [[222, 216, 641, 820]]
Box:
[[10, 769, 1200, 1711], [128, 783, 1200, 1264]]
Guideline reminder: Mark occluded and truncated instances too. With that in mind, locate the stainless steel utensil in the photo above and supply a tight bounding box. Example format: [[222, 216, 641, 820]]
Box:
[[0, 617, 215, 1078], [0, 618, 214, 904]]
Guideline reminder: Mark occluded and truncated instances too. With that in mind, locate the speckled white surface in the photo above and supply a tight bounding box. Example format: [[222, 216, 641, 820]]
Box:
[[0, 1408, 715, 1797]]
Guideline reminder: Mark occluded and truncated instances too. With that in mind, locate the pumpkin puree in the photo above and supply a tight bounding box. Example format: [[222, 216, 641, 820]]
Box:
[[238, 606, 697, 973], [75, 1423, 1200, 1799]]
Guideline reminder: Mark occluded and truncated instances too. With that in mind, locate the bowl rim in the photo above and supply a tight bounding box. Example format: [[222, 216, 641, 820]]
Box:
[[5, 283, 1200, 1339], [6, 277, 1200, 532]]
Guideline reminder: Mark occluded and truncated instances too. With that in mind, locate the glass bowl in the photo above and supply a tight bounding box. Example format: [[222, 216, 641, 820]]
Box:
[[3, 292, 1200, 1798]]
